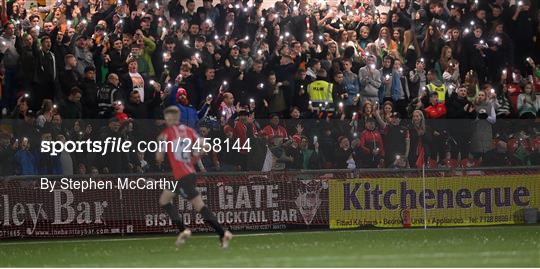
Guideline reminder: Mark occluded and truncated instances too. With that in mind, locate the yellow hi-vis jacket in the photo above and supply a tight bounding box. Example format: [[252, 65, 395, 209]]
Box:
[[307, 80, 333, 103], [427, 83, 447, 102]]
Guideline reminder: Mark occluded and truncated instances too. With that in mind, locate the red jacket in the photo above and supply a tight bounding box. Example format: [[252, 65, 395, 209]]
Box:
[[261, 125, 288, 141], [425, 102, 447, 119], [358, 130, 385, 156], [233, 120, 258, 154], [115, 112, 129, 122]]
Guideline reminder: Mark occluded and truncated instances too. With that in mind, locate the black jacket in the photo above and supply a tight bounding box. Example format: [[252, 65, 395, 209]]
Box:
[[79, 78, 99, 118], [59, 68, 80, 96], [34, 49, 57, 85], [445, 92, 477, 119], [107, 48, 129, 76]]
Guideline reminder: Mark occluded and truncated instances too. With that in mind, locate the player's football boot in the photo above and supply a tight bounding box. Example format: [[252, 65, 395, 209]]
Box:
[[220, 230, 233, 249], [175, 229, 192, 248]]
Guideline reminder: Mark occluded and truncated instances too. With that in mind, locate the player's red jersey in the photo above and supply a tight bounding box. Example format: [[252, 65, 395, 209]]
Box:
[[159, 124, 199, 179]]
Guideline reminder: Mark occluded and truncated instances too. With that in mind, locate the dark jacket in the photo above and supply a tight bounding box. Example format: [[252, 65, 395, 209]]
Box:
[[79, 78, 99, 118], [59, 99, 82, 119], [446, 92, 477, 119], [107, 48, 129, 75], [59, 68, 80, 96]]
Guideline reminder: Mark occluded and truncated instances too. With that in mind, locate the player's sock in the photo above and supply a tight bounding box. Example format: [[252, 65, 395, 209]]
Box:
[[162, 203, 185, 232], [200, 206, 225, 237]]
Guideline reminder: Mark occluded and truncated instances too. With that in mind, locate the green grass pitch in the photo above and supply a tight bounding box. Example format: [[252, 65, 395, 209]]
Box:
[[1, 226, 539, 267]]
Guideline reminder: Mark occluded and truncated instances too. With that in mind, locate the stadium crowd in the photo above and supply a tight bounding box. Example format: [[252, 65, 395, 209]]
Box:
[[0, 0, 540, 176]]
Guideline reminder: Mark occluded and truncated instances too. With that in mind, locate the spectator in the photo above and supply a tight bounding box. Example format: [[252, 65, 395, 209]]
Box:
[[15, 33, 36, 97], [14, 137, 36, 175], [97, 73, 122, 118], [60, 54, 81, 97], [59, 87, 83, 119], [408, 109, 432, 168], [378, 111, 409, 167], [122, 58, 146, 102], [306, 58, 321, 81], [56, 134, 74, 175], [334, 136, 355, 169], [341, 59, 360, 105], [132, 29, 156, 77], [261, 114, 288, 142], [470, 105, 495, 159], [358, 118, 385, 168], [298, 136, 324, 169], [496, 84, 513, 119], [425, 92, 447, 119], [359, 56, 382, 105], [442, 59, 460, 91], [463, 25, 489, 83], [331, 71, 348, 106], [197, 67, 220, 106], [266, 72, 288, 116], [80, 66, 99, 118], [74, 36, 94, 77], [219, 92, 236, 124], [517, 82, 539, 118], [292, 68, 311, 112], [233, 110, 257, 170], [34, 35, 57, 107], [483, 141, 519, 166], [98, 118, 129, 173], [425, 69, 448, 104], [0, 133, 16, 176], [174, 88, 199, 128], [379, 101, 395, 124], [420, 23, 444, 70], [0, 22, 19, 110], [34, 129, 62, 175], [107, 37, 129, 76], [307, 68, 333, 105], [409, 58, 427, 99], [112, 101, 129, 123], [446, 85, 477, 159], [35, 99, 54, 129], [434, 46, 454, 80]]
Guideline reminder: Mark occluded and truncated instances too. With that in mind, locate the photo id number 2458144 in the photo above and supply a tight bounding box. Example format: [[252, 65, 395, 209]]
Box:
[[176, 138, 251, 153]]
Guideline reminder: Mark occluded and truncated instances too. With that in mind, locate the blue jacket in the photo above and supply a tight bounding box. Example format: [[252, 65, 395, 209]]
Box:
[[15, 149, 37, 175], [168, 85, 211, 129], [343, 71, 360, 105], [34, 150, 63, 175], [176, 104, 199, 129], [378, 70, 402, 103]]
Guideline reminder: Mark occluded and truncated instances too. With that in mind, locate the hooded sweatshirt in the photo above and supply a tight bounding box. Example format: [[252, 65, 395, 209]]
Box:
[[359, 65, 382, 98]]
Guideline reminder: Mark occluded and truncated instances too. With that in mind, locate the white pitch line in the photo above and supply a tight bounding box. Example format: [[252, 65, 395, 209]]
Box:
[[0, 226, 536, 246]]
